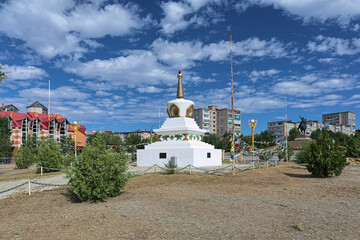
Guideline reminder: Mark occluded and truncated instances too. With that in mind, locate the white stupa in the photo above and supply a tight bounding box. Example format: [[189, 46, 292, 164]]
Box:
[[137, 70, 222, 167]]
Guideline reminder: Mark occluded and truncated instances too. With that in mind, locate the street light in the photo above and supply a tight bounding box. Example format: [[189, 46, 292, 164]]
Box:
[[248, 119, 257, 162], [70, 121, 80, 158]]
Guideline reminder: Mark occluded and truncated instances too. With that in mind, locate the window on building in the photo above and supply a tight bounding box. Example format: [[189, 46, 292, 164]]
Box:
[[21, 118, 30, 143], [207, 152, 211, 158], [159, 153, 167, 159], [49, 119, 57, 140], [32, 119, 40, 139], [59, 121, 68, 142]]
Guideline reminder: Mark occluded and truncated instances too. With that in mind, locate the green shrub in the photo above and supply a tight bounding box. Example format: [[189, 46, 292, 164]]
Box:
[[164, 159, 178, 174], [278, 146, 294, 161], [37, 138, 64, 172], [306, 129, 348, 178], [14, 145, 35, 169], [68, 136, 131, 201], [14, 137, 39, 169], [295, 143, 311, 164], [346, 132, 360, 158]]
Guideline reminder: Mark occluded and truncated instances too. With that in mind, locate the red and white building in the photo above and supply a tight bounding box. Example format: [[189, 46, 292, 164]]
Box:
[[0, 101, 86, 152]]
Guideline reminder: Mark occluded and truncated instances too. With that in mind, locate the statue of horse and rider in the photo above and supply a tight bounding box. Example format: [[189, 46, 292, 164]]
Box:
[[298, 116, 307, 135]]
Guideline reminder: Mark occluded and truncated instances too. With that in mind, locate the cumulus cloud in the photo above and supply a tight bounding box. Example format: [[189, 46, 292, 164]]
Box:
[[250, 0, 360, 25], [160, 0, 222, 34], [4, 65, 48, 80], [0, 0, 150, 59], [63, 50, 174, 88], [307, 35, 360, 56], [152, 37, 289, 68]]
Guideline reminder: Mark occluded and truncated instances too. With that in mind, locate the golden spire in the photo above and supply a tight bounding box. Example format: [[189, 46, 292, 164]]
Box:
[[177, 70, 184, 98]]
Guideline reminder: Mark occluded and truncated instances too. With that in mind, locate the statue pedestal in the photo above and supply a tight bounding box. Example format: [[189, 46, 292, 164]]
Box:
[[294, 135, 311, 141]]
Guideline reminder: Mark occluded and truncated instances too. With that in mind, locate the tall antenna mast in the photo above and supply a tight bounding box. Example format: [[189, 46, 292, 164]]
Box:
[[230, 32, 234, 132], [285, 93, 288, 161], [159, 108, 160, 128], [48, 80, 50, 120]]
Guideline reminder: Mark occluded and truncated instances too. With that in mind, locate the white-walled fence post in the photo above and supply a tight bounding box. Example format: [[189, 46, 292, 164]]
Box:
[[28, 181, 31, 196]]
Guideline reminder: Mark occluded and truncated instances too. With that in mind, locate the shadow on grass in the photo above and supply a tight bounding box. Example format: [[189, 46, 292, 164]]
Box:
[[283, 172, 321, 179], [60, 188, 83, 203]]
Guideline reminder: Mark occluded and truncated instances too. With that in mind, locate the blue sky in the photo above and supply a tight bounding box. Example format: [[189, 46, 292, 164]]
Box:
[[0, 0, 360, 135]]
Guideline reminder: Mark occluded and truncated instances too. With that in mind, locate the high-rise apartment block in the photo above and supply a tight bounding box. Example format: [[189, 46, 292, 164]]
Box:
[[268, 111, 356, 140], [193, 105, 241, 137], [322, 112, 355, 134]]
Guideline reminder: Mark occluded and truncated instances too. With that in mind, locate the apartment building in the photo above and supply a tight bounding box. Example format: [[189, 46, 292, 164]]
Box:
[[267, 121, 296, 141], [268, 113, 356, 140], [193, 105, 241, 137], [322, 112, 356, 134]]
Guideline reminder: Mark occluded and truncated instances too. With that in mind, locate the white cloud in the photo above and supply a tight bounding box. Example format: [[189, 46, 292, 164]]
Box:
[[4, 65, 48, 80], [63, 50, 174, 88], [95, 90, 112, 97], [252, 0, 360, 24], [0, 0, 150, 59], [137, 86, 164, 93], [160, 0, 221, 34], [307, 35, 360, 56], [272, 74, 358, 97], [152, 37, 289, 69], [18, 86, 90, 101], [248, 69, 280, 82]]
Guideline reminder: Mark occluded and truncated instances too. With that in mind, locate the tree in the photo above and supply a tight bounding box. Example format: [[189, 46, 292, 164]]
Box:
[[288, 128, 300, 141], [311, 128, 348, 146], [37, 138, 64, 172], [295, 143, 311, 164], [203, 133, 222, 149], [0, 117, 13, 157], [68, 135, 131, 201], [125, 133, 142, 152], [0, 64, 8, 84], [306, 129, 347, 177], [14, 136, 39, 169], [346, 132, 360, 158], [254, 130, 275, 148]]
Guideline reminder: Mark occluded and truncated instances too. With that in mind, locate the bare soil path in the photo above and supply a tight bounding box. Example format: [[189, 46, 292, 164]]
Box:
[[0, 163, 359, 240]]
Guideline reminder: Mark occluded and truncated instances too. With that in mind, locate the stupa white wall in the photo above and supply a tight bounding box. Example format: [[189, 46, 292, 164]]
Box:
[[137, 70, 222, 167]]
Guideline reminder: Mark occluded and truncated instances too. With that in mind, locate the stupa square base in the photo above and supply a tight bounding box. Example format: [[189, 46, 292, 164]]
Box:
[[137, 148, 222, 167]]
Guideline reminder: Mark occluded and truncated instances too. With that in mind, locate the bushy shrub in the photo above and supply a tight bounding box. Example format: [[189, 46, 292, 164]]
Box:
[[306, 129, 348, 178], [278, 146, 294, 161], [164, 159, 178, 174], [37, 138, 64, 172], [346, 132, 360, 158], [68, 136, 131, 201], [14, 137, 38, 169], [295, 143, 311, 164], [14, 145, 35, 169]]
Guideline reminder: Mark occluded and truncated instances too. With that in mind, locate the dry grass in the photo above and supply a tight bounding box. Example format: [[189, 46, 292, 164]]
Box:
[[0, 163, 359, 240]]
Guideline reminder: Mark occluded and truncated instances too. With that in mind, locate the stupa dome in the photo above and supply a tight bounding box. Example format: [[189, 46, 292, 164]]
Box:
[[167, 70, 194, 118]]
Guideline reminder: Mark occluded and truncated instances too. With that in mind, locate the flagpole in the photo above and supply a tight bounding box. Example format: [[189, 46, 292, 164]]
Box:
[[230, 32, 235, 176]]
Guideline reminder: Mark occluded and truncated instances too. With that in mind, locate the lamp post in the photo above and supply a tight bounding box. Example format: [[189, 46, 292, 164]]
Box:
[[248, 119, 257, 162], [70, 121, 80, 158]]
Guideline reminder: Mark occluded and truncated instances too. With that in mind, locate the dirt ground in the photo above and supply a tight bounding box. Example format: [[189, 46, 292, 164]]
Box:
[[0, 163, 359, 240]]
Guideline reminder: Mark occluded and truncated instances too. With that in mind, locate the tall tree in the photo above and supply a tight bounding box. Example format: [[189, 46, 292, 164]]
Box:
[[0, 117, 13, 157]]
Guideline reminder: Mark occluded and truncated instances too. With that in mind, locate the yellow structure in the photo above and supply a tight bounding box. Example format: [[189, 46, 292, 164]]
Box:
[[70, 121, 80, 158], [248, 119, 257, 162]]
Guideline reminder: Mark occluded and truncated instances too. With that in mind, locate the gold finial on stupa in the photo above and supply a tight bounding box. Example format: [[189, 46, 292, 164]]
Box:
[[177, 70, 184, 98]]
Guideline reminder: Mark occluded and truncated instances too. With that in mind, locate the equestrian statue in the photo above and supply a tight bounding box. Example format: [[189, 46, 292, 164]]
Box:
[[298, 116, 307, 135]]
